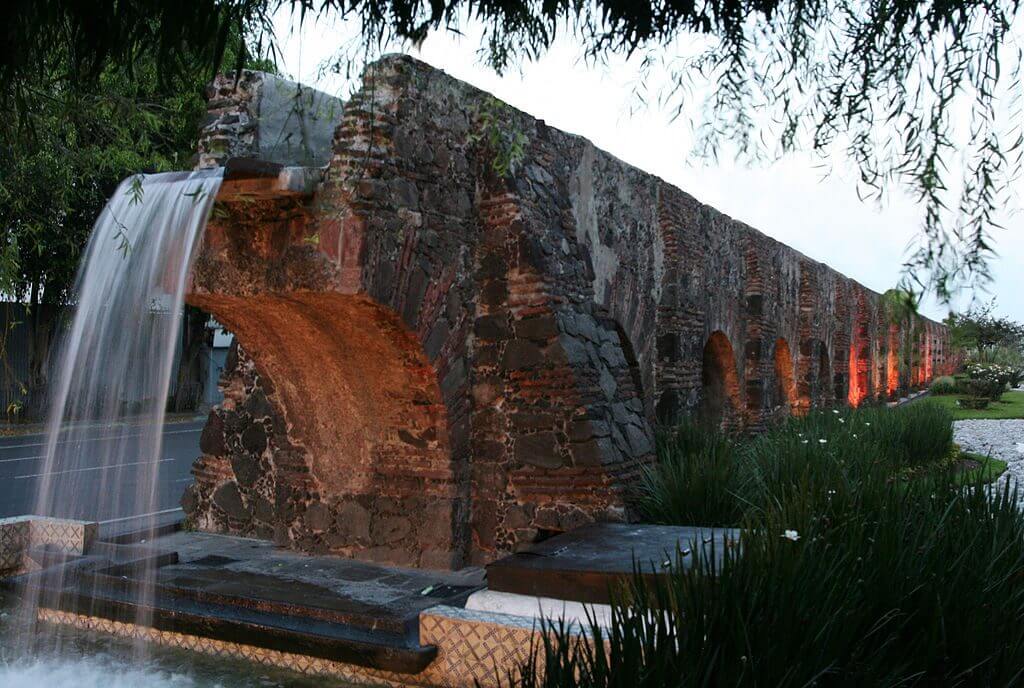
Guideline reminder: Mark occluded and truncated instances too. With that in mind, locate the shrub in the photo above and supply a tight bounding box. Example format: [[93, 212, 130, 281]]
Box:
[[960, 376, 1006, 403], [965, 362, 1017, 399], [526, 479, 1024, 688], [958, 396, 991, 410], [632, 420, 742, 526], [929, 375, 957, 395], [522, 409, 1024, 688], [637, 402, 954, 526], [858, 401, 954, 470]]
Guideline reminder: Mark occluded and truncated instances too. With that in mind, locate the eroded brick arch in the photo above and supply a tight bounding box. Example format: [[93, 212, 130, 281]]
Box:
[[700, 331, 743, 430], [187, 291, 459, 565], [848, 291, 873, 407]]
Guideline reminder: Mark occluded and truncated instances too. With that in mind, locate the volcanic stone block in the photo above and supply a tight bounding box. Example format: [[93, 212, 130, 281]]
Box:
[[514, 433, 563, 469]]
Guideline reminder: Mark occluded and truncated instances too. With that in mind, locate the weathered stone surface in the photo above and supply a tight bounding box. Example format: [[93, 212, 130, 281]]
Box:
[[514, 432, 563, 469], [333, 502, 371, 542], [183, 54, 954, 569], [213, 482, 248, 521], [198, 412, 226, 455]]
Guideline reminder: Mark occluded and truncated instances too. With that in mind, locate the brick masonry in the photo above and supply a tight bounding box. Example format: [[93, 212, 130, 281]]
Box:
[[183, 55, 954, 568]]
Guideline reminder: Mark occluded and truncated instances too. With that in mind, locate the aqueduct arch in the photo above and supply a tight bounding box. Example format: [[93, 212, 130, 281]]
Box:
[[181, 56, 954, 568], [774, 338, 798, 415], [700, 332, 743, 430]]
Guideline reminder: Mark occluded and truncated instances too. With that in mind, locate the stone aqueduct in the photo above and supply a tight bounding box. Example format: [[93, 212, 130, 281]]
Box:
[[180, 55, 953, 569]]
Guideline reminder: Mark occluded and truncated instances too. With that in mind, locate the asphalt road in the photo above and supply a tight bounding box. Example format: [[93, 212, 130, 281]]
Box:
[[0, 419, 204, 522]]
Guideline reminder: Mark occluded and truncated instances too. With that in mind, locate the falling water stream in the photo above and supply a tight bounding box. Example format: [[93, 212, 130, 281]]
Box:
[[1, 169, 238, 682]]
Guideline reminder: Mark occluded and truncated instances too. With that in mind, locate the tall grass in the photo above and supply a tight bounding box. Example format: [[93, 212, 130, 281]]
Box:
[[633, 422, 742, 526], [633, 401, 955, 526], [519, 401, 1024, 687]]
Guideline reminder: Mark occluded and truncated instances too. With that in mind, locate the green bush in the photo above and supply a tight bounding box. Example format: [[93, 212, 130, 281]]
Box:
[[965, 362, 1016, 399], [527, 479, 1024, 688], [958, 396, 991, 410], [929, 375, 957, 395], [523, 406, 1024, 688], [858, 401, 954, 470], [633, 421, 742, 526], [633, 402, 954, 527]]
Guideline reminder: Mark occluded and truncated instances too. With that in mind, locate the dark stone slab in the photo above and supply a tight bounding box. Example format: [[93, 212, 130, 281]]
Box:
[[485, 523, 741, 605], [8, 530, 486, 675], [223, 157, 284, 181]]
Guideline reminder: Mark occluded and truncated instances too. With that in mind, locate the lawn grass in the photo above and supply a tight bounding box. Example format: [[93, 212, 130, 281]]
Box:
[[928, 390, 1024, 420], [959, 451, 1009, 484]]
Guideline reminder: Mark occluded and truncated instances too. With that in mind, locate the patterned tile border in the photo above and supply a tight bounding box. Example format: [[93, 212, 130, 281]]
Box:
[[0, 516, 98, 576], [36, 604, 592, 687], [0, 518, 30, 573]]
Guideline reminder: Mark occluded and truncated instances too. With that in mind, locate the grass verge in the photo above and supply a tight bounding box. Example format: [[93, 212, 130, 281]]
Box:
[[928, 390, 1024, 420]]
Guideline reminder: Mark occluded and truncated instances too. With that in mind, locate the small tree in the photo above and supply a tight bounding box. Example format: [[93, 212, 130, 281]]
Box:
[[946, 300, 1024, 360]]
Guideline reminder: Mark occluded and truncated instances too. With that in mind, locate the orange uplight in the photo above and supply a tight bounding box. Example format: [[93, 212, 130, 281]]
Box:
[[848, 344, 861, 407]]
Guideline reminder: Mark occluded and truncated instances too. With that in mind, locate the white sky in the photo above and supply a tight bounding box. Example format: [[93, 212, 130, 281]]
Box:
[[271, 12, 1023, 323]]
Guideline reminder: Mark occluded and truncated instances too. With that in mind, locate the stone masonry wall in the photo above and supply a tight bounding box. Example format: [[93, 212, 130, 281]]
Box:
[[183, 55, 954, 568]]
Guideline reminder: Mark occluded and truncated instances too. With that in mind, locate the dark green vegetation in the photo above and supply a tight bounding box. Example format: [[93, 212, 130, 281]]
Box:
[[520, 402, 1024, 687], [0, 25, 267, 419], [5, 0, 1022, 296], [929, 375, 958, 395], [930, 390, 1024, 420]]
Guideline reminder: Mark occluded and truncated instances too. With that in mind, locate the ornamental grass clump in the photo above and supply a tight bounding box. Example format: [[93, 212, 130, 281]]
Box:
[[532, 403, 1024, 686], [634, 420, 742, 526], [929, 375, 957, 395]]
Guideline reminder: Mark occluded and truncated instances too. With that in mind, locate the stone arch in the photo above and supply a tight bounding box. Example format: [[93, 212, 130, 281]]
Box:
[[886, 323, 900, 398], [848, 292, 872, 407], [188, 291, 461, 567], [773, 338, 798, 415], [700, 331, 743, 430]]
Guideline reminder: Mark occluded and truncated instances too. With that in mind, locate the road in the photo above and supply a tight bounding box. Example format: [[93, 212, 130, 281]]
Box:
[[0, 419, 204, 522]]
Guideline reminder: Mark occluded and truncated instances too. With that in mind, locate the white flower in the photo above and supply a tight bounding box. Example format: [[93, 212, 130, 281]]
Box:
[[832, 409, 840, 414], [865, 422, 871, 426], [802, 440, 809, 444], [838, 418, 845, 423], [819, 438, 828, 444], [782, 530, 800, 541]]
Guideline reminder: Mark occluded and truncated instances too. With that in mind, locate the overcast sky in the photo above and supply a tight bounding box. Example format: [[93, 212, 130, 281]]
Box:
[[272, 12, 1023, 324]]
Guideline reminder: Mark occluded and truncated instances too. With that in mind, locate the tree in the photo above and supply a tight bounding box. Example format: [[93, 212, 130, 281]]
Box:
[[3, 0, 1021, 302], [0, 31, 263, 419], [946, 300, 1024, 357], [881, 288, 924, 393]]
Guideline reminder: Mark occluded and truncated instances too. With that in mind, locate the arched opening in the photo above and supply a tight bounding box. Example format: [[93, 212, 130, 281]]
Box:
[[848, 297, 871, 407], [774, 338, 798, 415], [700, 331, 743, 430], [886, 324, 900, 398], [186, 291, 460, 567]]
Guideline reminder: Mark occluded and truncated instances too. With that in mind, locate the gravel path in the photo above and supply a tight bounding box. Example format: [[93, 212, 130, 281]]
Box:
[[953, 419, 1024, 495]]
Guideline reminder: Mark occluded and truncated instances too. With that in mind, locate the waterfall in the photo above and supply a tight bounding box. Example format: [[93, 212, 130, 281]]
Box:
[[16, 168, 222, 652]]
